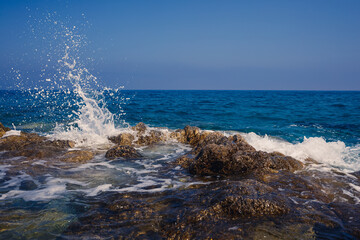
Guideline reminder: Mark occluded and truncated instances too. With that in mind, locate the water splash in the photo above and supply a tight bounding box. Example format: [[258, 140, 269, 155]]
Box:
[[15, 13, 127, 147]]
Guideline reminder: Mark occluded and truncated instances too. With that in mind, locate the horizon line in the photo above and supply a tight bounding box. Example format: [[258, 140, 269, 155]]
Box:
[[0, 89, 359, 92]]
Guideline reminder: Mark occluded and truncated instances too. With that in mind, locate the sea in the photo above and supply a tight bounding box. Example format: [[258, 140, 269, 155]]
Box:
[[0, 15, 360, 238], [1, 89, 359, 171]]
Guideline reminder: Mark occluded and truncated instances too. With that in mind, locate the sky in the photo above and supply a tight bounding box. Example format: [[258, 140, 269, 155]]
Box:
[[0, 0, 359, 90]]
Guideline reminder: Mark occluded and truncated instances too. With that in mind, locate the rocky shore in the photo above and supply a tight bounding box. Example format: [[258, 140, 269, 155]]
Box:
[[0, 122, 359, 239]]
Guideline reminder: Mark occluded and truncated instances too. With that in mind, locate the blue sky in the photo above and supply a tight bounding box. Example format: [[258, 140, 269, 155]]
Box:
[[0, 0, 359, 90]]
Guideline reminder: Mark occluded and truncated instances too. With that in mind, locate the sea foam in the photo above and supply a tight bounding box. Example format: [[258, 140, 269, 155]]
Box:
[[242, 132, 360, 172]]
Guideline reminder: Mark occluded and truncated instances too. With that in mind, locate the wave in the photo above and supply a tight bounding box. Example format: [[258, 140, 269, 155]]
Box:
[[241, 132, 360, 172]]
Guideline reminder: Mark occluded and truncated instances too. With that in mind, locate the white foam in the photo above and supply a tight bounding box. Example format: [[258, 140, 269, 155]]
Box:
[[1, 130, 21, 138], [85, 184, 112, 196], [242, 132, 360, 171], [0, 177, 86, 201], [349, 183, 360, 193]]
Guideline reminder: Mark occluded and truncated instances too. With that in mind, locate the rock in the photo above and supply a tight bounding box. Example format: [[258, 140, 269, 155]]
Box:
[[175, 154, 193, 169], [0, 122, 10, 137], [161, 180, 290, 239], [108, 133, 135, 146], [105, 145, 142, 160], [188, 143, 239, 176], [0, 135, 74, 152], [185, 144, 303, 177], [131, 122, 147, 134], [19, 180, 38, 190], [213, 195, 288, 218], [169, 125, 202, 146], [46, 140, 75, 148], [0, 132, 77, 160], [249, 222, 316, 240], [351, 171, 360, 180], [61, 150, 94, 163], [134, 130, 166, 146], [0, 132, 46, 151]]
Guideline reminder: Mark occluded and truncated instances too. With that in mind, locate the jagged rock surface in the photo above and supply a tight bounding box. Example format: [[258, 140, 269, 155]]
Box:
[[105, 145, 142, 160]]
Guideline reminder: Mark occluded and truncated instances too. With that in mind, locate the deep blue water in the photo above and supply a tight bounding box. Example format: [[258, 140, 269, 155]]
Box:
[[0, 90, 360, 146]]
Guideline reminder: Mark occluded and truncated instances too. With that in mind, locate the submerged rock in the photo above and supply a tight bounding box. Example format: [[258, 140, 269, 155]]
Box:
[[105, 145, 142, 160], [351, 170, 360, 180], [61, 150, 94, 163], [19, 180, 38, 191]]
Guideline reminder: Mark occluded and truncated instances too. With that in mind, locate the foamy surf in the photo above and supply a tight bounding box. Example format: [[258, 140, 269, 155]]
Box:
[[241, 132, 360, 172]]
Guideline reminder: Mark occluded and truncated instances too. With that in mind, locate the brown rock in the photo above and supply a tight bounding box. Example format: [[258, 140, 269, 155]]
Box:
[[108, 133, 135, 146], [0, 122, 10, 137], [169, 126, 202, 146], [0, 132, 77, 160], [131, 122, 147, 134], [46, 139, 75, 148], [215, 195, 288, 218], [61, 150, 94, 163], [187, 144, 303, 177], [105, 145, 142, 160], [0, 132, 46, 151], [134, 130, 166, 146]]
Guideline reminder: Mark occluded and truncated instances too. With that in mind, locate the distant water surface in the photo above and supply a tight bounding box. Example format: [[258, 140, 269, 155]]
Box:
[[1, 90, 359, 146]]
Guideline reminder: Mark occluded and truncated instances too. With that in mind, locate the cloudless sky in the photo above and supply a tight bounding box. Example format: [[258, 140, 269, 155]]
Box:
[[0, 0, 360, 90]]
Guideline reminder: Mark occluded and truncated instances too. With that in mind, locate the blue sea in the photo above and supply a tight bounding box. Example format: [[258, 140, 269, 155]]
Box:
[[1, 89, 359, 167], [1, 90, 360, 144]]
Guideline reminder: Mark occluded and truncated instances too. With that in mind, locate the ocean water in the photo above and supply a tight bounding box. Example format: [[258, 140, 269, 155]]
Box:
[[1, 15, 360, 238], [1, 89, 359, 170]]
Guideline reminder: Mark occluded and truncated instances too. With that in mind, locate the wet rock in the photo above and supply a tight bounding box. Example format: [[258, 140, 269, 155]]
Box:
[[0, 131, 77, 160], [105, 145, 142, 160], [175, 154, 194, 169], [108, 133, 135, 146], [131, 122, 147, 134], [61, 150, 94, 163], [249, 222, 316, 240], [195, 180, 288, 220], [0, 132, 46, 151], [0, 208, 72, 239], [328, 202, 360, 238], [170, 125, 202, 146], [188, 143, 239, 176], [134, 130, 166, 146], [0, 122, 10, 137], [184, 142, 303, 177], [351, 170, 360, 180], [213, 195, 288, 218], [19, 180, 38, 191], [46, 139, 75, 148]]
